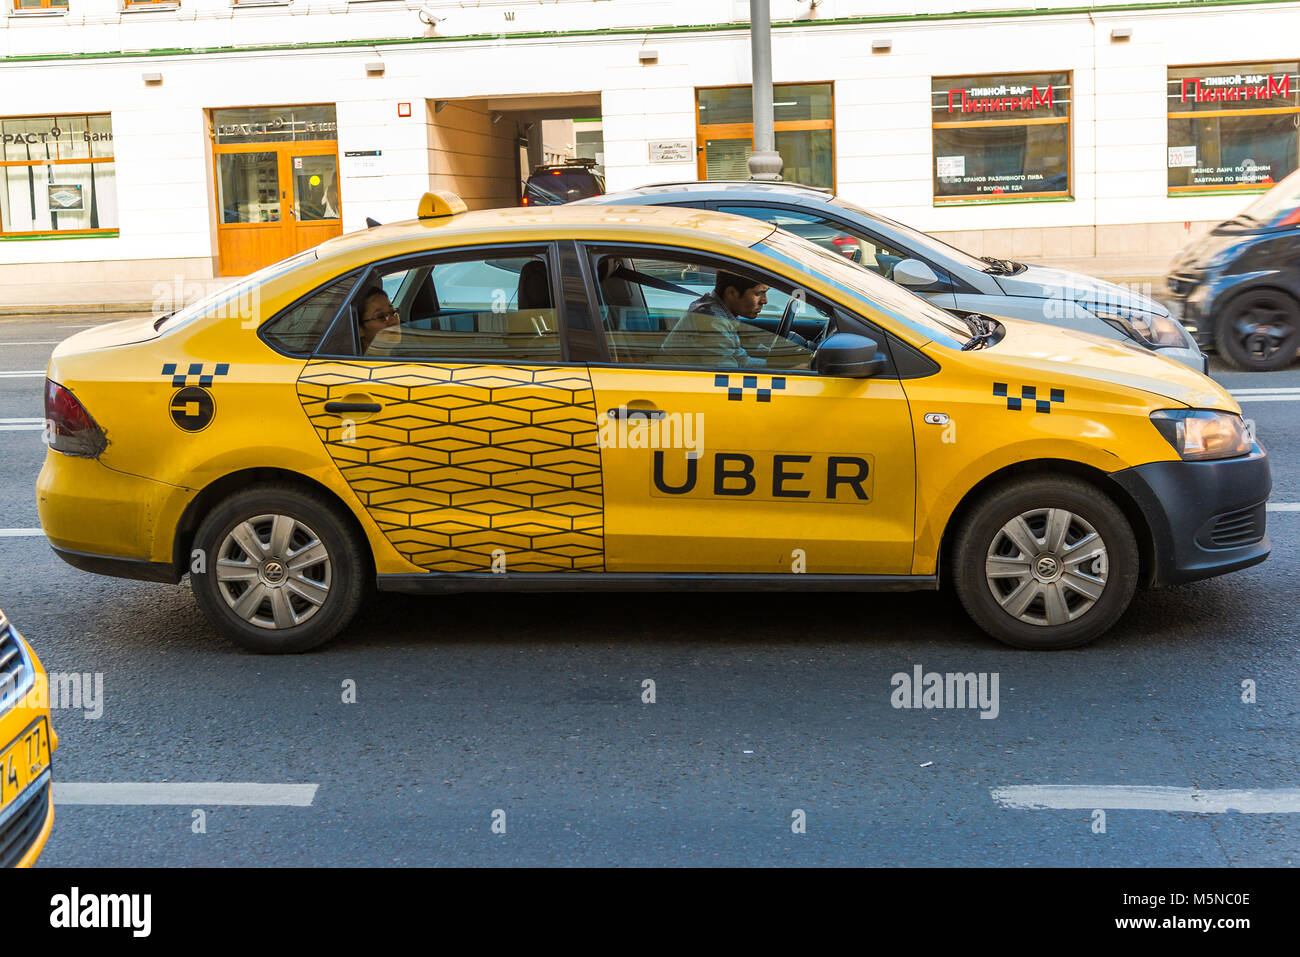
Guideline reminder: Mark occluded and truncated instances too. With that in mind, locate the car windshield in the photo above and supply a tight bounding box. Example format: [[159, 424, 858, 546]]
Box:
[[528, 170, 604, 203], [830, 196, 992, 273], [758, 227, 972, 348], [1237, 166, 1300, 228], [156, 249, 318, 333]]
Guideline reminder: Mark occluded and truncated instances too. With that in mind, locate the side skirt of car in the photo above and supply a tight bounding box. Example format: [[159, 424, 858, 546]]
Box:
[[377, 572, 940, 593]]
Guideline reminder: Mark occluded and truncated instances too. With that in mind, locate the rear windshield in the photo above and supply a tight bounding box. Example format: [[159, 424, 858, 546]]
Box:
[[1239, 166, 1300, 228], [156, 249, 318, 334], [528, 171, 605, 203]]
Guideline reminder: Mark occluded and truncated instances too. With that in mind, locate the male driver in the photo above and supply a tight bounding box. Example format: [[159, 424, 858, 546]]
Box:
[[357, 287, 400, 353], [661, 271, 771, 368]]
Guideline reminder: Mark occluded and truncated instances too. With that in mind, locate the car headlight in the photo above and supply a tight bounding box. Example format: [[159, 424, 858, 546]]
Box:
[[1150, 410, 1252, 461], [1094, 308, 1188, 349]]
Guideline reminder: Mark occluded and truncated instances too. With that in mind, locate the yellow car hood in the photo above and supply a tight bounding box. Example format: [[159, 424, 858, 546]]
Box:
[[964, 316, 1236, 412]]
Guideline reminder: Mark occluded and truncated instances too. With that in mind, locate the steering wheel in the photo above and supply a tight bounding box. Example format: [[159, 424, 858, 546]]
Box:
[[776, 297, 800, 340]]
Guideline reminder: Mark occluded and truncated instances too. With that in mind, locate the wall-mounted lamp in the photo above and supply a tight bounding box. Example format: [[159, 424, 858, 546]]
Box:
[[638, 48, 658, 64], [871, 38, 892, 53], [365, 61, 385, 76], [1110, 26, 1132, 41], [433, 100, 449, 113], [491, 112, 504, 124], [142, 72, 163, 85]]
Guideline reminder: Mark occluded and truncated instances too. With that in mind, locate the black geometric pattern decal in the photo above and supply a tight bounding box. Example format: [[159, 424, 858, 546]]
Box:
[[994, 382, 1065, 413], [297, 362, 604, 573]]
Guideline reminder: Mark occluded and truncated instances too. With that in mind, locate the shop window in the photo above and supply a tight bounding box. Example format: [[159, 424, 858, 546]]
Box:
[[696, 83, 834, 189], [931, 72, 1071, 202], [123, 0, 179, 6], [1167, 62, 1300, 195], [0, 114, 117, 238], [12, 0, 70, 11]]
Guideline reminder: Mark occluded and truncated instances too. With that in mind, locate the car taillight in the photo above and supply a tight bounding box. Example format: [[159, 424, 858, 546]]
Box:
[[44, 378, 106, 457], [831, 235, 859, 257], [520, 196, 531, 206]]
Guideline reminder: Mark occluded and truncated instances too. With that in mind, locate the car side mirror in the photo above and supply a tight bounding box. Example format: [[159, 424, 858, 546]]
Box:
[[893, 259, 941, 288], [814, 333, 888, 378]]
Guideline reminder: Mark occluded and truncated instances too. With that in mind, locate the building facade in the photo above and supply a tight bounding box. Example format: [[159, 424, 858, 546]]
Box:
[[1, 0, 1298, 281]]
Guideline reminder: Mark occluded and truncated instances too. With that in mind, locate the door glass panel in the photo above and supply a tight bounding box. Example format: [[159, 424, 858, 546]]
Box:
[[217, 152, 280, 224], [704, 138, 752, 180], [292, 155, 340, 221], [715, 205, 912, 277], [357, 253, 562, 361], [774, 129, 834, 190], [590, 251, 828, 370]]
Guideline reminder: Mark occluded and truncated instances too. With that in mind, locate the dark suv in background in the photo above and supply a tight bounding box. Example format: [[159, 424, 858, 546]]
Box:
[[1166, 166, 1300, 371], [521, 158, 606, 206]]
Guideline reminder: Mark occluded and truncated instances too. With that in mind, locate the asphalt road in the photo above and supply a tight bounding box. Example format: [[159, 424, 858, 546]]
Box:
[[3, 314, 1298, 867]]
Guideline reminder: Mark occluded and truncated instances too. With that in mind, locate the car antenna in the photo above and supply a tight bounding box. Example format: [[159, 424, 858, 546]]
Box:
[[365, 217, 382, 228]]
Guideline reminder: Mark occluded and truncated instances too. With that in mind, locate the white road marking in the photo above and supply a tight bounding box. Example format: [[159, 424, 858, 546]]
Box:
[[1229, 387, 1300, 394], [1235, 396, 1300, 402], [0, 371, 44, 378], [1268, 503, 1300, 512], [992, 784, 1300, 813], [0, 529, 45, 537], [0, 425, 42, 431], [54, 782, 319, 807], [0, 418, 42, 423], [0, 341, 63, 346]]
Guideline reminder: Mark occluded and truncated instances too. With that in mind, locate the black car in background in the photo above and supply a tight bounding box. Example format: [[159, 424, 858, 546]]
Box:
[[521, 158, 606, 206], [1166, 167, 1300, 371]]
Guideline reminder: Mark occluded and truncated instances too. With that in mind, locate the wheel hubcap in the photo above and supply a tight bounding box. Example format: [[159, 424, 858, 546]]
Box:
[[1233, 299, 1295, 360], [213, 514, 332, 630], [985, 507, 1108, 627]]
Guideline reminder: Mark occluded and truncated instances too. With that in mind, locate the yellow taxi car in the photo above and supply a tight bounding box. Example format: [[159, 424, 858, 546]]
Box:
[[0, 608, 56, 866], [37, 194, 1269, 653]]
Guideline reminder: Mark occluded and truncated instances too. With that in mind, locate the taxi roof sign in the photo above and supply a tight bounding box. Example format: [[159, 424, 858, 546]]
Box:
[[417, 190, 468, 219]]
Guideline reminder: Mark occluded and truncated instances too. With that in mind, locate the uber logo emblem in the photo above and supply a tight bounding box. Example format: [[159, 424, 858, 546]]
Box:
[[652, 450, 873, 503], [994, 382, 1064, 413], [170, 386, 215, 432], [715, 373, 786, 402]]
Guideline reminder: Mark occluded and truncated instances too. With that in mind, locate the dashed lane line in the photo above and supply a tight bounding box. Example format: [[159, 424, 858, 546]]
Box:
[[993, 784, 1300, 813], [54, 782, 319, 807]]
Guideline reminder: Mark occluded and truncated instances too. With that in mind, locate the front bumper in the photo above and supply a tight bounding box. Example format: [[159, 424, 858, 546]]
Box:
[[1108, 446, 1270, 586]]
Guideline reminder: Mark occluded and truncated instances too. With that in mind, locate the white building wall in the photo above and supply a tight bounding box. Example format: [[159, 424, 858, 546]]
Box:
[[1, 0, 1298, 276]]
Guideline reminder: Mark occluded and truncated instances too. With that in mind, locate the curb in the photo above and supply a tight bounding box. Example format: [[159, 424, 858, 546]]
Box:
[[0, 302, 157, 318]]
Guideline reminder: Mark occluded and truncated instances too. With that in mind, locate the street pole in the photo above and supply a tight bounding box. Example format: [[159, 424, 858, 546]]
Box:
[[746, 0, 783, 181]]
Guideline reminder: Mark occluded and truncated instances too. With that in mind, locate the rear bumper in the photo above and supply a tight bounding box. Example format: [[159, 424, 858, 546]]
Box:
[[1108, 447, 1271, 586]]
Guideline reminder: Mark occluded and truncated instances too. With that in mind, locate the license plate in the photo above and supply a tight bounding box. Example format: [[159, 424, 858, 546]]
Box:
[[0, 718, 51, 813]]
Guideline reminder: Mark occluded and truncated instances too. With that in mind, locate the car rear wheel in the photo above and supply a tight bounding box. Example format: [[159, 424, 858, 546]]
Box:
[[1215, 290, 1300, 371], [190, 484, 366, 653], [952, 477, 1138, 650]]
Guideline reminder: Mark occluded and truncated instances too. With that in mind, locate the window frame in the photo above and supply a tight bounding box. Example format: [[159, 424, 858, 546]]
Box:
[[576, 240, 906, 380], [694, 82, 836, 190], [314, 242, 575, 364], [10, 0, 69, 12], [0, 111, 118, 239], [257, 268, 363, 358], [930, 70, 1073, 205], [1166, 59, 1300, 197]]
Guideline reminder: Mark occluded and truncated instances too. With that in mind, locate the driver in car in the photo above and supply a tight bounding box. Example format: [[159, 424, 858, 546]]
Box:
[[662, 271, 773, 368]]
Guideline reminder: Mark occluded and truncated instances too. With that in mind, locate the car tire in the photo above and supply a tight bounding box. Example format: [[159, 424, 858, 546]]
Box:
[[190, 483, 366, 654], [1214, 290, 1300, 372], [951, 476, 1138, 650]]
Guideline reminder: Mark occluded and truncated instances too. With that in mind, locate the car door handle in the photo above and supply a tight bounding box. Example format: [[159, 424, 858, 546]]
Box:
[[607, 405, 665, 419], [324, 402, 382, 414]]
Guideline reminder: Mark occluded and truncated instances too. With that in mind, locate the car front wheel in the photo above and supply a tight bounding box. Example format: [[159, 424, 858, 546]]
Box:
[[190, 484, 366, 653], [952, 476, 1138, 650], [1215, 289, 1300, 371]]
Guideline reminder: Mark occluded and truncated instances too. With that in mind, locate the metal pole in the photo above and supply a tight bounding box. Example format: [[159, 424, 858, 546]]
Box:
[[747, 0, 783, 181]]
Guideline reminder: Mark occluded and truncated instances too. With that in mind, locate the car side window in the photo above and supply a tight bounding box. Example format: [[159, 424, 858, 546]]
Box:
[[348, 250, 563, 362], [260, 270, 361, 356], [587, 249, 832, 371], [715, 204, 917, 281]]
